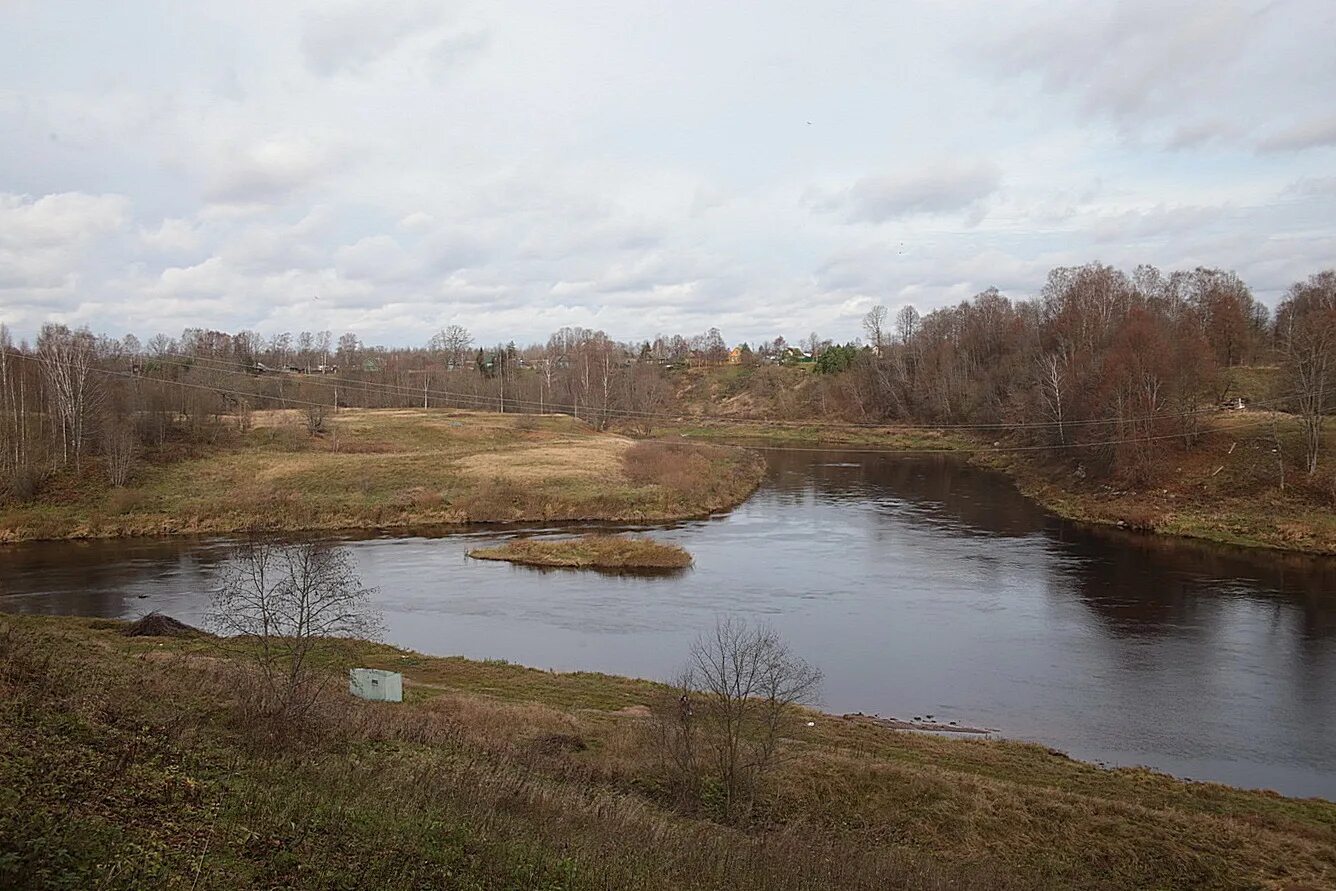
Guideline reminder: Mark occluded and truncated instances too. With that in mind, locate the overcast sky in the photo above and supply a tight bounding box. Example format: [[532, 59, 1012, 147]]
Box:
[[2, 0, 1334, 347]]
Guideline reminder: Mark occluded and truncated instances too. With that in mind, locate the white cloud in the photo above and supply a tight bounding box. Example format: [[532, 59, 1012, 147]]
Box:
[[1257, 114, 1336, 153], [398, 211, 435, 231], [427, 30, 489, 80], [816, 162, 1002, 223], [0, 192, 129, 247], [301, 1, 445, 77], [204, 135, 347, 205], [140, 217, 202, 253], [988, 0, 1336, 152], [0, 192, 130, 309]]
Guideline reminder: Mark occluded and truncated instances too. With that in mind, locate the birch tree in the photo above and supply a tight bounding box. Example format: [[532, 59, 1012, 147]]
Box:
[[37, 324, 100, 469], [208, 540, 382, 721]]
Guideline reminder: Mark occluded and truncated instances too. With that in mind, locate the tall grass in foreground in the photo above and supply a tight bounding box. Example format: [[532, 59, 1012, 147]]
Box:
[[3, 616, 1335, 890]]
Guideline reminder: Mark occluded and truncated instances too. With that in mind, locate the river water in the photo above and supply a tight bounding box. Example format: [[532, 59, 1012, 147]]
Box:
[[3, 448, 1333, 799]]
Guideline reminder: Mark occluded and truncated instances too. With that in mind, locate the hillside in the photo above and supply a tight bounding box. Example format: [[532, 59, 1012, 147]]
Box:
[[4, 615, 1335, 890]]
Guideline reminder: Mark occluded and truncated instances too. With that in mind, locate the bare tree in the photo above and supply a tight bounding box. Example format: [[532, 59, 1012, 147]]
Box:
[[895, 305, 920, 344], [37, 324, 101, 469], [0, 324, 24, 474], [659, 616, 821, 820], [802, 331, 824, 360], [315, 329, 333, 366], [207, 540, 382, 722], [1275, 271, 1336, 475], [862, 305, 888, 356], [336, 332, 361, 366], [101, 418, 139, 487], [1038, 353, 1067, 445], [430, 324, 473, 368]]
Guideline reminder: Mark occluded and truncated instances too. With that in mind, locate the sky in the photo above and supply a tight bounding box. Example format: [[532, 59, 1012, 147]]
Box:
[[1, 0, 1334, 348]]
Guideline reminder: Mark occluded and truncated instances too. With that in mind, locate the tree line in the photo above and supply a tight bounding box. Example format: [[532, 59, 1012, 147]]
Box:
[[1, 263, 1332, 502], [832, 265, 1334, 482]]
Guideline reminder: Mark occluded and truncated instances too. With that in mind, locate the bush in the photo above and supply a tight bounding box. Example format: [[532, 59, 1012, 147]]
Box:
[[656, 617, 821, 822], [105, 487, 147, 515], [101, 421, 140, 487], [3, 465, 44, 504], [452, 476, 540, 521], [304, 403, 328, 435], [624, 441, 717, 498]]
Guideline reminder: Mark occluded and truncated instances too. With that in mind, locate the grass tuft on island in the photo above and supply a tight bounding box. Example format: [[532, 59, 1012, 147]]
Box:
[[469, 534, 692, 570]]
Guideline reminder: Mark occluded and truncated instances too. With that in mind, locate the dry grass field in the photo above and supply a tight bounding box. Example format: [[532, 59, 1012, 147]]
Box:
[[0, 409, 765, 542]]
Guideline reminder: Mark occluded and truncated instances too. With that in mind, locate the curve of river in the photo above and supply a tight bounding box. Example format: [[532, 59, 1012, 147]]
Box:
[[3, 448, 1333, 799]]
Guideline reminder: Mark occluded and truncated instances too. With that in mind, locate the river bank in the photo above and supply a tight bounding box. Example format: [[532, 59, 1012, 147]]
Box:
[[655, 413, 1336, 556], [0, 409, 765, 543], [3, 613, 1333, 890]]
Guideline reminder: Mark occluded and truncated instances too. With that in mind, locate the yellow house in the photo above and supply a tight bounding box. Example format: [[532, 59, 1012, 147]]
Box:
[[727, 346, 745, 365]]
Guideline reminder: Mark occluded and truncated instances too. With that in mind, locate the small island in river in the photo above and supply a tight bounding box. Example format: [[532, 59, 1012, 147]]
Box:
[[468, 533, 692, 570]]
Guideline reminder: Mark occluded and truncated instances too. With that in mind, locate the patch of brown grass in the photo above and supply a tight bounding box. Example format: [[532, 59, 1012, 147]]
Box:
[[469, 534, 693, 570], [454, 439, 628, 484], [624, 439, 765, 510]]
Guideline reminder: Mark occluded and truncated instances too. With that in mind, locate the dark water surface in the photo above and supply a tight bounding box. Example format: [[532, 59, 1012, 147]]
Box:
[[4, 449, 1334, 799]]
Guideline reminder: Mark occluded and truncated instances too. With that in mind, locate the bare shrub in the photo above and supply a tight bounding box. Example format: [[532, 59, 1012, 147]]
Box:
[[452, 475, 538, 521], [206, 539, 382, 734], [4, 465, 44, 503], [101, 419, 140, 487], [657, 616, 821, 821], [404, 488, 445, 510], [305, 401, 328, 435], [624, 440, 718, 498], [1116, 506, 1162, 531], [105, 487, 147, 515]]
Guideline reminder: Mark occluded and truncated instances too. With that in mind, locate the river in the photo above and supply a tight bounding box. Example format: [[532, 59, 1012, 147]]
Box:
[[3, 448, 1333, 799]]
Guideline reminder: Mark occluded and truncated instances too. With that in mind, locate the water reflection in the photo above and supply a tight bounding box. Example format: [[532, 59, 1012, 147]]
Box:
[[2, 449, 1333, 799]]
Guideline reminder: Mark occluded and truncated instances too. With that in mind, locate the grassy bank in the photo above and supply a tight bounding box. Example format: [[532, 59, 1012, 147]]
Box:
[[655, 413, 1336, 555], [469, 534, 692, 570], [2, 615, 1334, 890], [976, 413, 1336, 555], [0, 409, 765, 543], [652, 419, 973, 450]]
